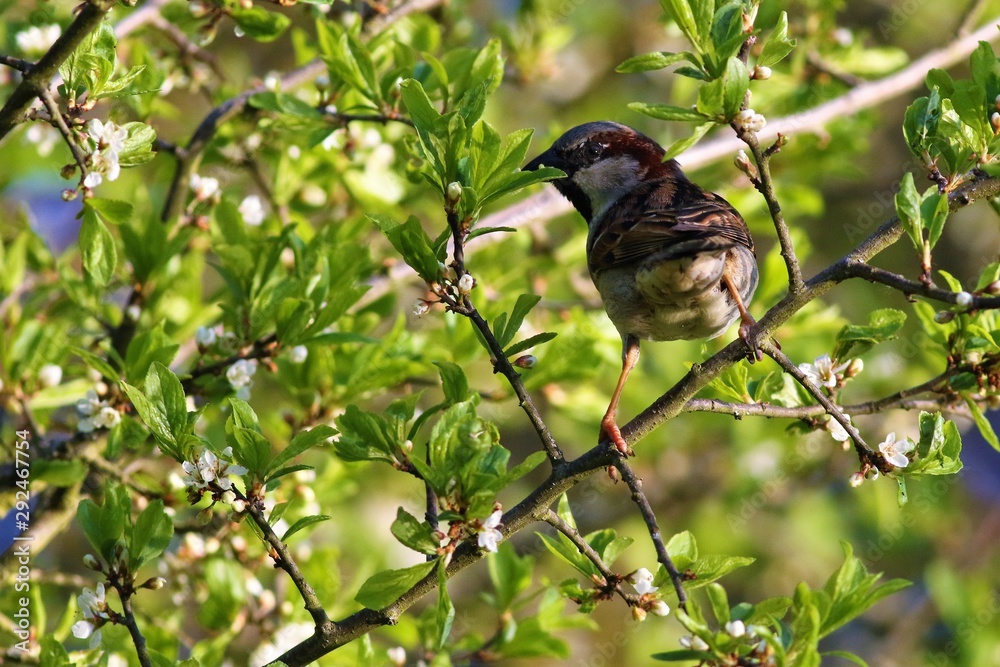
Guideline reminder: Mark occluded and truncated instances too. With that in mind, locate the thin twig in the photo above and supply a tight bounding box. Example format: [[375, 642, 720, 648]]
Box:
[[112, 582, 153, 667], [842, 260, 1000, 309], [0, 54, 33, 73], [37, 86, 88, 177], [760, 340, 884, 470], [0, 0, 117, 138], [541, 508, 638, 604], [684, 397, 962, 419], [612, 457, 687, 607], [238, 487, 334, 631]]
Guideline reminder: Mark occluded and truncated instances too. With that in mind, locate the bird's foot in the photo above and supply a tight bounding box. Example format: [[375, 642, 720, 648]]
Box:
[[600, 418, 633, 457], [739, 321, 763, 363]]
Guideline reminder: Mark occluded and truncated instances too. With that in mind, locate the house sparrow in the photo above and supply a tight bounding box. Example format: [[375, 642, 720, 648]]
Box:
[[523, 121, 759, 455]]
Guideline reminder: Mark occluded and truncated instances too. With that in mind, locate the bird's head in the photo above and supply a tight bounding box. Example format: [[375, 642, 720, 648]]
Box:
[[523, 121, 680, 223]]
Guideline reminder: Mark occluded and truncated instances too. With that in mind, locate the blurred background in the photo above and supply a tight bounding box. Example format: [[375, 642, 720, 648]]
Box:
[[2, 0, 1000, 665]]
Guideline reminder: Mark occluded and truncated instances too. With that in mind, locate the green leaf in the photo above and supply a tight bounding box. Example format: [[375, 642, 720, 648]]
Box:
[[660, 0, 701, 50], [666, 531, 698, 569], [705, 582, 730, 624], [500, 294, 542, 348], [722, 57, 750, 118], [965, 397, 1000, 452], [370, 214, 442, 283], [758, 12, 796, 67], [117, 122, 157, 167], [265, 425, 335, 481], [488, 542, 534, 611], [129, 499, 173, 570], [87, 198, 133, 225], [894, 172, 923, 250], [823, 651, 871, 667], [819, 541, 911, 637], [435, 360, 470, 405], [832, 308, 906, 360], [391, 507, 440, 555], [907, 411, 964, 476], [616, 51, 696, 73], [922, 190, 949, 248], [664, 122, 714, 159], [504, 331, 557, 358], [435, 564, 455, 649], [282, 514, 332, 541], [399, 78, 441, 131], [230, 6, 291, 42], [355, 560, 438, 609], [77, 482, 129, 561], [628, 102, 708, 122], [80, 207, 117, 286]]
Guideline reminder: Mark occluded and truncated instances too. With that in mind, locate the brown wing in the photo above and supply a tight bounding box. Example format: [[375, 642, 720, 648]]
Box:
[[588, 183, 754, 271]]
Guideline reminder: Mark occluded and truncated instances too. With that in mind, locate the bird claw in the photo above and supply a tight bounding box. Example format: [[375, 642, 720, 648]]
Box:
[[739, 322, 764, 363], [600, 420, 634, 457]]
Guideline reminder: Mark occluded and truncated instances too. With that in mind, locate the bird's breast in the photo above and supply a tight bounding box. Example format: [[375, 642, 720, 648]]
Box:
[[591, 245, 758, 342]]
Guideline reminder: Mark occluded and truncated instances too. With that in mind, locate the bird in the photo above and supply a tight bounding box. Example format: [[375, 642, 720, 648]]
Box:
[[523, 121, 759, 455]]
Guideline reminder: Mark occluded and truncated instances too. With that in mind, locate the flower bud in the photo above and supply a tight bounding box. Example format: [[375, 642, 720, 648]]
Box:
[[864, 467, 880, 481], [934, 310, 955, 323], [849, 471, 865, 488], [753, 65, 772, 80], [61, 188, 78, 201], [457, 273, 475, 295], [513, 354, 537, 369], [631, 605, 647, 622], [141, 577, 167, 590], [412, 300, 430, 317], [956, 291, 974, 308], [985, 280, 1000, 296], [446, 181, 462, 205], [83, 554, 103, 571], [844, 358, 864, 378], [650, 600, 670, 616], [992, 112, 1000, 133], [725, 620, 746, 637]]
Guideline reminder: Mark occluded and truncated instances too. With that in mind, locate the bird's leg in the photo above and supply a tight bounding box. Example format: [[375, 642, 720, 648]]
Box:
[[722, 271, 763, 362], [600, 334, 640, 456]]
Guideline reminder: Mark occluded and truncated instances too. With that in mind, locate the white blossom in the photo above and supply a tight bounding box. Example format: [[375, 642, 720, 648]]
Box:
[[77, 390, 118, 432], [477, 509, 503, 552], [38, 363, 63, 388], [849, 471, 865, 487], [290, 345, 308, 363], [226, 359, 258, 388], [413, 300, 430, 317], [16, 24, 61, 56], [182, 446, 248, 491], [84, 171, 103, 188], [825, 414, 851, 442], [190, 173, 220, 200], [799, 354, 850, 389], [72, 583, 109, 648], [630, 567, 658, 596], [878, 432, 915, 468], [457, 273, 475, 295], [87, 119, 127, 155], [196, 326, 218, 347], [735, 108, 767, 133], [238, 194, 266, 225]]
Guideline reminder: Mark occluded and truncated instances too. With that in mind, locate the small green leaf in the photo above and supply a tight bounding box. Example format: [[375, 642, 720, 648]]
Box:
[[265, 425, 335, 481], [282, 514, 331, 541], [435, 361, 470, 405], [922, 190, 949, 248], [230, 6, 291, 42], [504, 332, 557, 358], [399, 78, 441, 131], [722, 57, 750, 118], [664, 122, 714, 159], [616, 51, 696, 73], [370, 214, 442, 284], [758, 11, 796, 68], [628, 102, 708, 122], [129, 499, 173, 570], [965, 396, 1000, 452], [832, 308, 906, 360], [355, 560, 438, 609], [435, 564, 455, 649], [660, 0, 701, 50], [80, 207, 117, 286], [391, 507, 440, 555], [894, 172, 923, 251], [87, 198, 133, 225]]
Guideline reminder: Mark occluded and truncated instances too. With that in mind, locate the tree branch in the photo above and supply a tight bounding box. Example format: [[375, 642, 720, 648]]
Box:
[[0, 0, 117, 139]]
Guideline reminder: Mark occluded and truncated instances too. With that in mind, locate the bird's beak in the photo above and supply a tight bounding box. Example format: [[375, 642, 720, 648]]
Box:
[[523, 147, 565, 174]]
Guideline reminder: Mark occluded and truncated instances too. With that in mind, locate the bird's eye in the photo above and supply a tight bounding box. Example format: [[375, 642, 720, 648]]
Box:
[[585, 142, 603, 159]]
